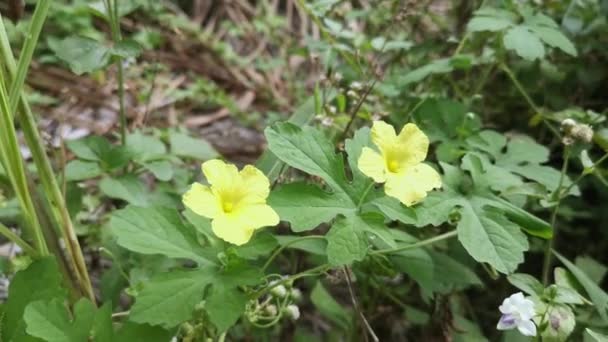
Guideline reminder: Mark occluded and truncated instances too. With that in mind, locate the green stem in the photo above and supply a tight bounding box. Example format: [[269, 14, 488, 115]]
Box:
[[252, 264, 330, 299], [0, 68, 48, 255], [501, 63, 561, 138], [501, 63, 540, 114], [262, 235, 325, 272], [560, 152, 608, 197], [369, 230, 458, 256], [8, 0, 51, 114], [357, 182, 375, 209], [542, 149, 570, 285], [106, 0, 127, 145], [0, 13, 96, 302], [0, 222, 37, 256]]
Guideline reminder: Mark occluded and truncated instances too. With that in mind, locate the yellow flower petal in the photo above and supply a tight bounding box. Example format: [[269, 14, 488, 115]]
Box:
[[211, 214, 255, 246], [371, 121, 397, 152], [396, 123, 429, 165], [211, 204, 279, 245], [235, 204, 280, 229], [182, 183, 221, 219], [201, 159, 240, 192], [384, 163, 442, 206], [239, 165, 271, 204], [358, 147, 387, 183]]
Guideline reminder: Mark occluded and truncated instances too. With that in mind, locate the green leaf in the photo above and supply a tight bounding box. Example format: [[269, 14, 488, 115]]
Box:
[[99, 176, 148, 206], [129, 268, 214, 328], [256, 90, 336, 182], [65, 160, 103, 181], [24, 298, 104, 342], [266, 122, 355, 203], [48, 36, 110, 74], [507, 273, 544, 296], [115, 323, 172, 342], [143, 161, 173, 181], [326, 215, 368, 266], [426, 251, 483, 295], [233, 232, 277, 260], [503, 26, 545, 61], [111, 39, 142, 59], [457, 205, 528, 274], [310, 281, 352, 331], [527, 25, 577, 56], [110, 205, 214, 265], [275, 235, 327, 255], [66, 136, 131, 170], [2, 258, 66, 342], [412, 98, 479, 142], [370, 196, 417, 225], [269, 182, 356, 232], [129, 264, 260, 330], [206, 287, 248, 333], [554, 251, 608, 320], [467, 16, 513, 32], [400, 59, 453, 86], [586, 328, 608, 342], [169, 131, 218, 160], [126, 131, 166, 161]]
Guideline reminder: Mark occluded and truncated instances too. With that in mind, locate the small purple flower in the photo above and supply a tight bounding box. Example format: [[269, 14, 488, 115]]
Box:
[[496, 292, 537, 337]]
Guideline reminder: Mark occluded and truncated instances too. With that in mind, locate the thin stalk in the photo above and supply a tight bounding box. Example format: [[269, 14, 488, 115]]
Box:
[[262, 235, 325, 271], [370, 230, 458, 256], [252, 264, 330, 299], [8, 0, 51, 114], [501, 63, 561, 138], [0, 14, 95, 301], [105, 0, 128, 145], [542, 149, 570, 285], [560, 152, 608, 197], [357, 182, 375, 209], [0, 222, 37, 256], [0, 70, 48, 255]]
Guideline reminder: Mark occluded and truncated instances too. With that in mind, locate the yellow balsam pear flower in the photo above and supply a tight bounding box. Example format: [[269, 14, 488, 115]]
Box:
[[182, 159, 279, 246], [358, 121, 441, 206]]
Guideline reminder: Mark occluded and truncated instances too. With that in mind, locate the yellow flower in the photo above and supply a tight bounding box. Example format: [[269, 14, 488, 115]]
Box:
[[182, 159, 279, 246], [358, 121, 441, 206]]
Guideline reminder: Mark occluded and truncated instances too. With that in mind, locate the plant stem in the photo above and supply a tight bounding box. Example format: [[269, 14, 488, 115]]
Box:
[[106, 0, 128, 145], [0, 68, 48, 255], [262, 235, 325, 272], [0, 222, 37, 256], [501, 63, 561, 138], [560, 152, 608, 197], [252, 264, 330, 299], [8, 0, 51, 114], [357, 182, 375, 209], [0, 13, 96, 302], [369, 230, 458, 256], [542, 148, 570, 285]]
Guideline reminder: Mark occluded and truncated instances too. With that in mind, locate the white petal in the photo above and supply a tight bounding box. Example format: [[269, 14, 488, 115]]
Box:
[[516, 319, 537, 337], [497, 314, 517, 330]]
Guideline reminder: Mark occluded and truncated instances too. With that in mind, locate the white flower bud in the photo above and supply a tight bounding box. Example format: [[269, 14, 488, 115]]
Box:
[[290, 288, 302, 301], [346, 90, 358, 98], [321, 117, 334, 127], [270, 284, 287, 298], [327, 106, 337, 115], [561, 118, 577, 132], [571, 124, 594, 144], [284, 304, 300, 320], [351, 81, 363, 90], [265, 304, 278, 316]]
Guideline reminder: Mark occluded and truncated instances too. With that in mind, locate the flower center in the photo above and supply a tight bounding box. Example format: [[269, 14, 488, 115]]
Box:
[[223, 201, 234, 213], [387, 159, 400, 173]]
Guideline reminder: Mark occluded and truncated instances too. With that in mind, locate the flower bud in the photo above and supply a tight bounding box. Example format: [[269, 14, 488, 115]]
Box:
[[265, 304, 278, 316], [351, 81, 363, 91], [270, 284, 287, 298], [539, 304, 575, 342], [284, 304, 300, 320], [290, 288, 302, 301]]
